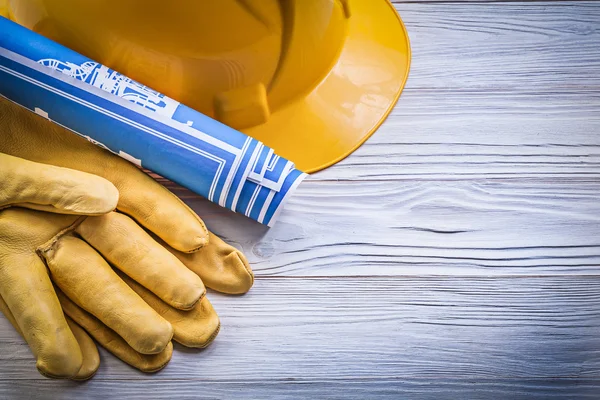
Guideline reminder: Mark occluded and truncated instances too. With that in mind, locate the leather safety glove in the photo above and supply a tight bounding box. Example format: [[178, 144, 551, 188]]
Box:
[[0, 153, 118, 380], [0, 96, 254, 379]]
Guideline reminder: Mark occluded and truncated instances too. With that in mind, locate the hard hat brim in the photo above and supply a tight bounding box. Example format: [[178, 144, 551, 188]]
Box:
[[242, 0, 411, 173]]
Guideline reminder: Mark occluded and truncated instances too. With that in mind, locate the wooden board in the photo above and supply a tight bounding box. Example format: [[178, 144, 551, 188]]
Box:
[[394, 2, 600, 90], [2, 1, 600, 398], [166, 179, 600, 277], [4, 379, 600, 400], [2, 277, 600, 398]]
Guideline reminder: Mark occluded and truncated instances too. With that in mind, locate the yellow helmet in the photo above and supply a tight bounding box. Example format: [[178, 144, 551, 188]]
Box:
[[5, 0, 410, 172]]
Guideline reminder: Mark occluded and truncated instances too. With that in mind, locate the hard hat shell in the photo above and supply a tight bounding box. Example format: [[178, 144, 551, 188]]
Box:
[[5, 0, 410, 172]]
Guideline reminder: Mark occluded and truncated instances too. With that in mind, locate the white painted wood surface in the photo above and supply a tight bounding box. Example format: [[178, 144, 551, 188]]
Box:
[[2, 1, 600, 398]]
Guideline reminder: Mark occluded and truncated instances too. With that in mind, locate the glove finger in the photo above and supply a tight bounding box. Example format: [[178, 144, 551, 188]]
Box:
[[0, 294, 99, 381], [117, 270, 220, 348], [0, 97, 207, 252], [0, 153, 118, 215], [0, 293, 22, 336], [65, 317, 100, 381], [76, 212, 205, 310], [0, 253, 82, 378], [56, 288, 173, 373], [166, 232, 254, 294], [116, 178, 209, 254], [39, 235, 173, 355]]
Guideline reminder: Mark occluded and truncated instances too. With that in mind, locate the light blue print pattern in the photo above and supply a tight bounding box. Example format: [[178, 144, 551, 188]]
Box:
[[39, 59, 180, 118], [37, 57, 295, 193], [0, 15, 306, 226]]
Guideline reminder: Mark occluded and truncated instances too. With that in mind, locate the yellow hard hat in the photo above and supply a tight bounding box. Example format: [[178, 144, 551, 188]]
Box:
[[5, 0, 410, 172]]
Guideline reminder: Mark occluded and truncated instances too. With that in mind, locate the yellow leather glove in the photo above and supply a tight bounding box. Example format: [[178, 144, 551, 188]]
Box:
[[0, 292, 102, 381], [0, 152, 119, 215], [0, 96, 254, 379], [0, 152, 119, 379]]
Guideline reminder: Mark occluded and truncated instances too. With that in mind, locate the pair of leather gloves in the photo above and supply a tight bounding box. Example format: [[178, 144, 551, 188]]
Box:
[[0, 96, 254, 379]]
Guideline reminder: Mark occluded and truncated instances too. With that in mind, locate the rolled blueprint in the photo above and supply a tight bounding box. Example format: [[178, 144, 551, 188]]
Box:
[[0, 16, 306, 226]]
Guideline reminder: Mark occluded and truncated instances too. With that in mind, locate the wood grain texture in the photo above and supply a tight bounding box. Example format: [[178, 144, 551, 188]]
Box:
[[2, 1, 600, 398], [395, 2, 600, 90], [1, 277, 600, 387], [159, 179, 600, 277], [2, 379, 600, 400], [312, 89, 600, 181]]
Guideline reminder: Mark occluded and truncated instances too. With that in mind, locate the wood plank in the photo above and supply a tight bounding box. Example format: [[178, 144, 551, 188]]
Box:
[[313, 88, 600, 181], [395, 2, 600, 89], [2, 378, 600, 400], [1, 277, 600, 383], [157, 179, 600, 277]]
